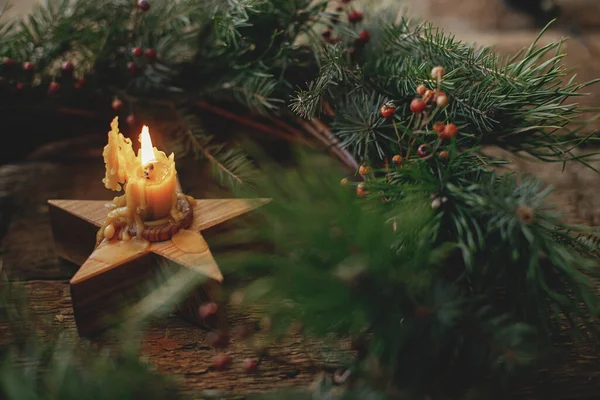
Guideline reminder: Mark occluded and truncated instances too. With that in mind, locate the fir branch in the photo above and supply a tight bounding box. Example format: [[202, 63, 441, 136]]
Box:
[[290, 45, 354, 119], [202, 73, 284, 115], [177, 112, 258, 191], [294, 16, 600, 164]]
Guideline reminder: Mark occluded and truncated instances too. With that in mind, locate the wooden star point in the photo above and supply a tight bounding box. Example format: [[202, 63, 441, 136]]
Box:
[[48, 197, 269, 337]]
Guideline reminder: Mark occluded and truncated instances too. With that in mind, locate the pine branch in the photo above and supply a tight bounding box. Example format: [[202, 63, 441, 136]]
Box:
[[201, 73, 285, 115], [293, 17, 600, 165], [177, 112, 259, 191]]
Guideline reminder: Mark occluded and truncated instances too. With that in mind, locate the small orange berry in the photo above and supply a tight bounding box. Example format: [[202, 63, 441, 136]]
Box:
[[431, 66, 446, 80], [356, 182, 368, 197], [433, 122, 445, 133], [436, 93, 449, 108], [358, 165, 371, 176]]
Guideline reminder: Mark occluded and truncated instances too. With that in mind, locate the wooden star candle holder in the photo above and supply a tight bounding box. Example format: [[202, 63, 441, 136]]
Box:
[[47, 118, 269, 337], [48, 197, 268, 337]]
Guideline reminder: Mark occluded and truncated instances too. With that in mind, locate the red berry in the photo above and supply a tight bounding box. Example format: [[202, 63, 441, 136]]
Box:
[[16, 82, 24, 90], [145, 48, 157, 60], [243, 358, 258, 373], [348, 10, 364, 23], [199, 302, 218, 319], [410, 98, 426, 114], [48, 81, 61, 95], [22, 62, 34, 71], [417, 144, 428, 158], [137, 0, 150, 11], [356, 182, 367, 197], [416, 85, 427, 96], [127, 62, 138, 73], [438, 151, 449, 161], [74, 78, 85, 89], [4, 59, 17, 67], [380, 102, 396, 119], [440, 123, 458, 140], [126, 114, 137, 126], [111, 98, 124, 112], [433, 122, 445, 133], [61, 61, 74, 75], [392, 154, 403, 166], [213, 353, 232, 370], [356, 30, 370, 44], [132, 47, 143, 57]]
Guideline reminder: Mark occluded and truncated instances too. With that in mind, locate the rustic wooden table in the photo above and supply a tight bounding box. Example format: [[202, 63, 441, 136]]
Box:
[[0, 121, 599, 399]]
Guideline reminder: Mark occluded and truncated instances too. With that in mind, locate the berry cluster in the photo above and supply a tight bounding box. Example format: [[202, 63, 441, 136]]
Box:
[[322, 0, 369, 58], [345, 66, 461, 199], [433, 121, 458, 140], [109, 45, 159, 126], [411, 66, 449, 114], [199, 292, 289, 374], [0, 59, 35, 93], [0, 58, 86, 95], [127, 46, 158, 74], [2, 0, 156, 103]]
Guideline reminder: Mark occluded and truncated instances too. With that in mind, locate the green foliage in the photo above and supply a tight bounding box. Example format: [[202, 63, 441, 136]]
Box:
[[0, 343, 179, 400], [293, 18, 600, 164], [169, 112, 260, 192], [0, 265, 205, 400], [220, 152, 540, 398]]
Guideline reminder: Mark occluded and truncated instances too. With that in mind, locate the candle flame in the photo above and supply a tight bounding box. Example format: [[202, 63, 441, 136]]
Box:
[[140, 125, 156, 165]]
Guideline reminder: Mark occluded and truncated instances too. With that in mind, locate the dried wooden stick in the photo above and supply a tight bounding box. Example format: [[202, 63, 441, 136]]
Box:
[[196, 101, 311, 146], [295, 118, 358, 171]]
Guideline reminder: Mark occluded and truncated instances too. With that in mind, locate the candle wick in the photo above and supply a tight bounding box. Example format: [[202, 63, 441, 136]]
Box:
[[143, 162, 155, 180]]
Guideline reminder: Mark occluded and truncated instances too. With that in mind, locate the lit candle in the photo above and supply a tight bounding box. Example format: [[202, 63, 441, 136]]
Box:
[[99, 117, 182, 243], [138, 125, 178, 221]]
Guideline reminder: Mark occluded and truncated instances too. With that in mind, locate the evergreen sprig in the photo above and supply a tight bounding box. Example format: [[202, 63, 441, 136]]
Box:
[[294, 16, 600, 164]]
